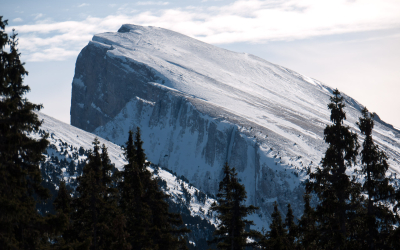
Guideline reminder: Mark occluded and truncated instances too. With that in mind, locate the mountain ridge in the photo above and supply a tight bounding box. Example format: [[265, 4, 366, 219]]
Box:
[[69, 24, 400, 229]]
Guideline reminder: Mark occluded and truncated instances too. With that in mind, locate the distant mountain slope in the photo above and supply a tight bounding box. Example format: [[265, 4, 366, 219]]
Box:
[[34, 112, 217, 248], [70, 24, 400, 229]]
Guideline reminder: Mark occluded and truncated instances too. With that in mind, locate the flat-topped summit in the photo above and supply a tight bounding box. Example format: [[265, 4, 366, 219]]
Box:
[[70, 24, 400, 228]]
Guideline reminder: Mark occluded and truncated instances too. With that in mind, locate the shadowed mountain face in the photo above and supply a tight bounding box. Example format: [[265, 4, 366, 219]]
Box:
[[70, 24, 400, 229]]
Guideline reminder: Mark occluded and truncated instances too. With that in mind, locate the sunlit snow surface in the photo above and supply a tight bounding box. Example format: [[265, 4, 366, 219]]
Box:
[[34, 112, 126, 169], [91, 24, 400, 173]]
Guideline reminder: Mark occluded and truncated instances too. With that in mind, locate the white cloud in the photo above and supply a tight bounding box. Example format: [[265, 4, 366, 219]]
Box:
[[9, 0, 400, 61], [78, 3, 89, 7], [33, 13, 43, 20], [28, 48, 80, 61], [136, 1, 169, 6], [12, 18, 23, 22]]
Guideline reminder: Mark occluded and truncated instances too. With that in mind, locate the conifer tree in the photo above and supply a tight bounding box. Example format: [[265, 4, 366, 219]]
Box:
[[357, 107, 397, 249], [260, 202, 290, 250], [99, 144, 128, 249], [297, 194, 317, 250], [146, 178, 190, 250], [284, 203, 297, 249], [54, 181, 72, 221], [306, 89, 360, 249], [119, 128, 188, 249], [72, 139, 103, 249], [72, 139, 124, 250], [119, 130, 151, 249], [51, 181, 76, 249], [133, 127, 147, 171], [210, 162, 260, 250], [0, 16, 50, 249]]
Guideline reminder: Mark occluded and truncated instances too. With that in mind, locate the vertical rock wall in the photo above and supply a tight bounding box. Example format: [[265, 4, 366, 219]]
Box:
[[70, 41, 307, 229]]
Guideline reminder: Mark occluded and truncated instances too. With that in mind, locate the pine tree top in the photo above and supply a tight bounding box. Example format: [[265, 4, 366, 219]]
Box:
[[210, 162, 260, 250]]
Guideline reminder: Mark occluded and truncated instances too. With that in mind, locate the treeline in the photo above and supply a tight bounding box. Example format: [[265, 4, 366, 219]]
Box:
[[209, 90, 400, 250], [52, 129, 190, 249]]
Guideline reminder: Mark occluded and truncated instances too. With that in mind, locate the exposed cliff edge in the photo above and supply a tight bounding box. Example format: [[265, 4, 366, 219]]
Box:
[[70, 24, 400, 229]]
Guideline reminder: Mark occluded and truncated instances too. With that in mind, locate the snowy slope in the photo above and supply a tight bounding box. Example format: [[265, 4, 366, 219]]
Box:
[[33, 112, 217, 247], [35, 112, 126, 169], [70, 24, 400, 229]]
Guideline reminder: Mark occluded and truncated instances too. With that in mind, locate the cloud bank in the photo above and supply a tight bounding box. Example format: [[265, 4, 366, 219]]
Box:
[[78, 3, 90, 8], [12, 18, 23, 22], [8, 0, 400, 61]]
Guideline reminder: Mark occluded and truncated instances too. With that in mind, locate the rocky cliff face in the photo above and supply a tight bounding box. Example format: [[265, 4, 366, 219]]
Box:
[[70, 24, 400, 229]]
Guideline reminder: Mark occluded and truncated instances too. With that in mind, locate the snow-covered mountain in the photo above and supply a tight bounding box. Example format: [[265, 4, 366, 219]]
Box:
[[69, 24, 400, 229], [34, 112, 217, 248]]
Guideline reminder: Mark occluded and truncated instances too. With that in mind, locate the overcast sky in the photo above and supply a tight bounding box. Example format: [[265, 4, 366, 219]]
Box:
[[3, 0, 400, 129]]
